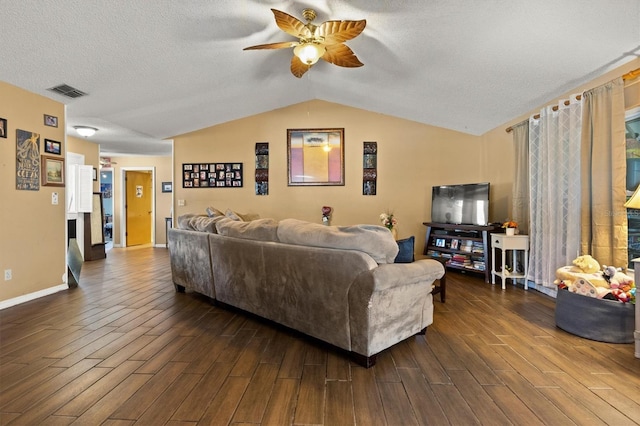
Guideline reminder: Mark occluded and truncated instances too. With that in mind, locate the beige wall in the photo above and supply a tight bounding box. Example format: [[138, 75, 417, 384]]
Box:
[[0, 82, 66, 302], [107, 156, 173, 247], [172, 100, 486, 252]]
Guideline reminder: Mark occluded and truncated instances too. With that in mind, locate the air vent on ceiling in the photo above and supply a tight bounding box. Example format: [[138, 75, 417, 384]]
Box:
[[47, 84, 87, 99]]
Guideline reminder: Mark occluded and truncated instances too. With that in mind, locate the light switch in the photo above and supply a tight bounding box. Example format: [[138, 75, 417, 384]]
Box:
[[52, 192, 58, 205], [178, 199, 185, 206]]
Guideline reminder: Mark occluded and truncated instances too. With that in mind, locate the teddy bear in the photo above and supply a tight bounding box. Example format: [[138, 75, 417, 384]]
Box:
[[572, 254, 601, 274]]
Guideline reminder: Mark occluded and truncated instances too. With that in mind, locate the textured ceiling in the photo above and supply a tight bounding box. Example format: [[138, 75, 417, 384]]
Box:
[[1, 1, 639, 156]]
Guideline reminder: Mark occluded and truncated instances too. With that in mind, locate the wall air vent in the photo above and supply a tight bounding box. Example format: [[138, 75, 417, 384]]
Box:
[[47, 84, 87, 99]]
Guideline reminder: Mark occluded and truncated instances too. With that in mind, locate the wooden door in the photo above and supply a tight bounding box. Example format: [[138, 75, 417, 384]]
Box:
[[125, 171, 152, 246]]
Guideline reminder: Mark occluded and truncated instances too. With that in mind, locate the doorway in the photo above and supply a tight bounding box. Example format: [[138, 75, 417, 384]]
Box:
[[121, 169, 155, 247], [100, 168, 114, 244]]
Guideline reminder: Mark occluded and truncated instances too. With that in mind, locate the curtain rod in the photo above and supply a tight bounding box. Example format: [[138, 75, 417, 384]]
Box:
[[623, 68, 640, 81], [505, 95, 582, 133], [505, 67, 640, 133]]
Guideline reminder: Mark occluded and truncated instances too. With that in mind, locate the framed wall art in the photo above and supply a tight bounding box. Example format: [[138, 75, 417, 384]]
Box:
[[287, 128, 344, 186], [363, 141, 377, 195], [16, 129, 40, 191], [182, 162, 243, 188], [41, 155, 65, 187], [255, 142, 269, 195], [162, 181, 172, 193], [44, 114, 58, 127], [0, 117, 6, 138], [44, 138, 61, 155]]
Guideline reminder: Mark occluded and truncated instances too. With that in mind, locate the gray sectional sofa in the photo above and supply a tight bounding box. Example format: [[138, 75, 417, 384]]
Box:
[[168, 215, 445, 367]]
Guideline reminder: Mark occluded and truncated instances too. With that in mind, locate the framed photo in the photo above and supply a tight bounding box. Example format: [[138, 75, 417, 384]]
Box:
[[41, 155, 65, 187], [162, 181, 172, 193], [0, 117, 6, 138], [451, 239, 459, 249], [44, 139, 61, 155], [435, 238, 446, 248], [92, 168, 98, 181], [287, 128, 344, 186], [44, 114, 58, 127]]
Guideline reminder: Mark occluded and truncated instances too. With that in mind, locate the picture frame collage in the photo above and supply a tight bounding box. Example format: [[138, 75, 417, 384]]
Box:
[[182, 162, 243, 188]]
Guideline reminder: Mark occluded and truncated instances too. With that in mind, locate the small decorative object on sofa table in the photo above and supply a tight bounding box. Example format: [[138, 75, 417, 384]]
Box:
[[380, 211, 397, 239], [322, 206, 332, 225], [502, 220, 518, 236]]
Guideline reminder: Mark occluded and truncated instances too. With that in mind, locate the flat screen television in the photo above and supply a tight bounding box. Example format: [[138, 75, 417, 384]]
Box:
[[431, 182, 490, 226]]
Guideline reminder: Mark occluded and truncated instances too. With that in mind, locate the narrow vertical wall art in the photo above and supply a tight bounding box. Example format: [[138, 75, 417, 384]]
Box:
[[255, 142, 269, 195], [16, 129, 40, 191], [363, 141, 377, 195]]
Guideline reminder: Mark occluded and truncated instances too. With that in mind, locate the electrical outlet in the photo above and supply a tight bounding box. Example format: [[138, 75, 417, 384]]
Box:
[[4, 269, 11, 281], [52, 192, 58, 205], [178, 199, 185, 206]]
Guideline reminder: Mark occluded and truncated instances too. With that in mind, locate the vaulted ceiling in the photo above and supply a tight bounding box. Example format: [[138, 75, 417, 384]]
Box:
[[1, 1, 638, 156]]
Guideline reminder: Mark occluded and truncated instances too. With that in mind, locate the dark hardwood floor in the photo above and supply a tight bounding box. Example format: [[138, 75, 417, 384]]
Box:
[[1, 246, 639, 425]]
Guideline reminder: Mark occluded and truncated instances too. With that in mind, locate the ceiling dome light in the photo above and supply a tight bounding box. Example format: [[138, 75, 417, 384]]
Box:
[[294, 42, 326, 65], [74, 126, 98, 137]]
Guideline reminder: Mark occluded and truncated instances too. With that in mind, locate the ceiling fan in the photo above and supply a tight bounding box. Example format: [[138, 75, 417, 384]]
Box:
[[243, 8, 366, 78]]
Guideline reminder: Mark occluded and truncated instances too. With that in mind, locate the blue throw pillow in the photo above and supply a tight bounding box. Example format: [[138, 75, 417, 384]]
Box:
[[395, 236, 415, 263]]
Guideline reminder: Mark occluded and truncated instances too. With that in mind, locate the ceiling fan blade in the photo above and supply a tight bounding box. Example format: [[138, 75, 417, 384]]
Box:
[[244, 41, 298, 50], [322, 44, 363, 68], [272, 9, 311, 38], [291, 55, 311, 78], [317, 19, 366, 44]]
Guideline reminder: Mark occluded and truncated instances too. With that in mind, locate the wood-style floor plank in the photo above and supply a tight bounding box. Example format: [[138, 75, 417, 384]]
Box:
[[1, 246, 638, 425]]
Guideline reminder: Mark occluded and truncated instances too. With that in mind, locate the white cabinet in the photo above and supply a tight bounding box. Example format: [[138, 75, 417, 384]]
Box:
[[491, 233, 529, 290]]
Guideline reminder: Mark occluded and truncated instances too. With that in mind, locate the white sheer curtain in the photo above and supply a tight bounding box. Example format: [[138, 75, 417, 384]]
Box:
[[528, 95, 583, 294]]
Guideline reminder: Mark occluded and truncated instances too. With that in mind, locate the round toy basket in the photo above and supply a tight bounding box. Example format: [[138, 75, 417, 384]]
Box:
[[555, 289, 635, 343]]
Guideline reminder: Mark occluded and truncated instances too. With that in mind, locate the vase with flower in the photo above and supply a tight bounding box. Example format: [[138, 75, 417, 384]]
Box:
[[380, 212, 398, 239], [502, 220, 518, 236]]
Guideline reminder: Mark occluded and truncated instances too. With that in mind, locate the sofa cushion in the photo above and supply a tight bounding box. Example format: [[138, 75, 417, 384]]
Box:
[[394, 236, 415, 263], [224, 208, 261, 222], [277, 218, 399, 264], [190, 215, 226, 233], [215, 217, 279, 241], [206, 206, 224, 217], [177, 214, 201, 230]]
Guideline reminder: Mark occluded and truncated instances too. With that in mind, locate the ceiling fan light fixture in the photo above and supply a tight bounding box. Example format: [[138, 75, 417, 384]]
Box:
[[74, 126, 98, 137], [294, 42, 326, 65]]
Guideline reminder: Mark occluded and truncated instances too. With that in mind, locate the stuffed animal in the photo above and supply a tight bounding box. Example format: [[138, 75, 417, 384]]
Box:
[[573, 255, 601, 274], [602, 265, 634, 290], [555, 254, 608, 289]]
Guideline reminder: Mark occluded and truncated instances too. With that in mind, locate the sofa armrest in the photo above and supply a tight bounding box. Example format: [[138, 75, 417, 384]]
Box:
[[366, 259, 445, 292], [348, 259, 444, 357]]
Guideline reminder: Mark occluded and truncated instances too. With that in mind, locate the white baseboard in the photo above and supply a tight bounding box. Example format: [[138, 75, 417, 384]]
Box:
[[154, 244, 168, 248], [0, 284, 69, 310]]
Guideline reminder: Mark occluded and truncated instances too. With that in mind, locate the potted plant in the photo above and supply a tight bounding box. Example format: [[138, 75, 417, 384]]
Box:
[[502, 220, 518, 236]]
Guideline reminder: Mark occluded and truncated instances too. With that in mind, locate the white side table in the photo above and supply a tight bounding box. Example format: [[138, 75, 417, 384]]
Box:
[[491, 233, 529, 290]]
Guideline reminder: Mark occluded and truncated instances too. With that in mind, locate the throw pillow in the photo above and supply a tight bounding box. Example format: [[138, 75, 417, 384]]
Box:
[[206, 206, 224, 217], [394, 236, 415, 263], [225, 209, 243, 221]]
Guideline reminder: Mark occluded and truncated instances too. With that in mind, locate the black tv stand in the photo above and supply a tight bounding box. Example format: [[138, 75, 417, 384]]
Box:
[[422, 222, 502, 283]]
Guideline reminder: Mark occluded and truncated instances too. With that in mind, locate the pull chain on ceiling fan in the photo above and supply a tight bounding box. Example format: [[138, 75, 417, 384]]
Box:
[[243, 8, 366, 78]]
